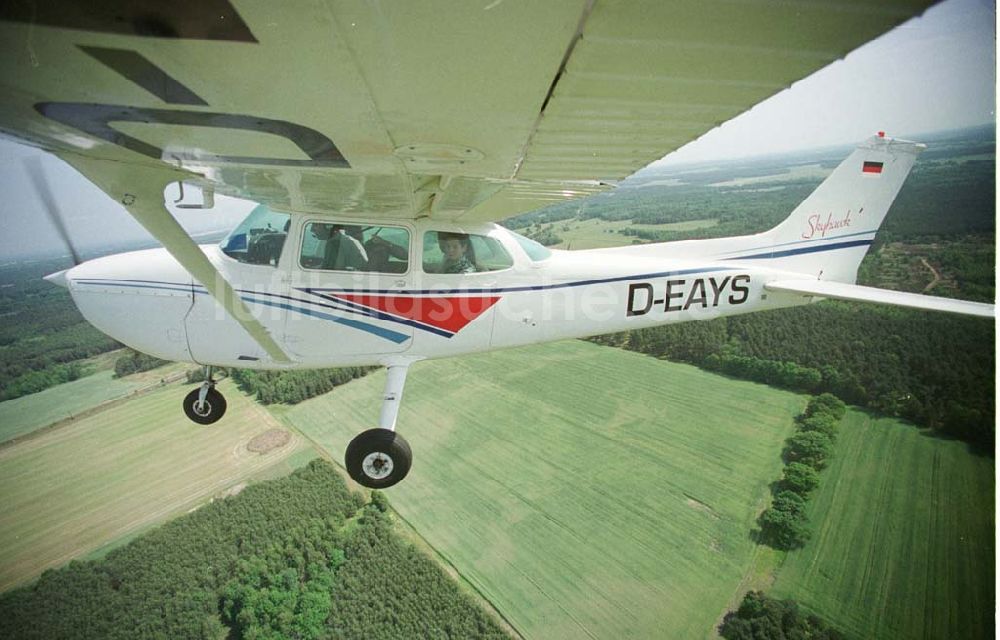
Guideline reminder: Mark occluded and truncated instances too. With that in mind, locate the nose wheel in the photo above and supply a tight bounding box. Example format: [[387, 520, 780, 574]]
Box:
[[183, 366, 227, 425]]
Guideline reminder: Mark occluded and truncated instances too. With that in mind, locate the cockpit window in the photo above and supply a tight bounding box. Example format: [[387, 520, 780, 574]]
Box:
[[300, 222, 410, 273], [508, 229, 553, 261], [422, 231, 514, 274], [220, 205, 290, 266]]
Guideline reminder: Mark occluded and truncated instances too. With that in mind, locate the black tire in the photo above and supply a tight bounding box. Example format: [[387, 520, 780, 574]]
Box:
[[345, 429, 412, 489], [183, 387, 227, 425]]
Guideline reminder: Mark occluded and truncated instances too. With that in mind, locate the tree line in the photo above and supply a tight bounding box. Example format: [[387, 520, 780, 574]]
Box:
[[113, 349, 168, 378], [227, 367, 375, 405], [519, 225, 564, 246], [0, 361, 85, 401], [719, 591, 844, 640], [758, 395, 846, 551], [0, 460, 510, 640]]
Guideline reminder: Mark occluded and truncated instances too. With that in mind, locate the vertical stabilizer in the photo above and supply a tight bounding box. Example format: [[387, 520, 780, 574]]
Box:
[[727, 134, 924, 282]]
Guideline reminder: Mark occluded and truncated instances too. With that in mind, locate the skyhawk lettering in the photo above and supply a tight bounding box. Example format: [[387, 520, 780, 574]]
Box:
[[802, 210, 855, 239]]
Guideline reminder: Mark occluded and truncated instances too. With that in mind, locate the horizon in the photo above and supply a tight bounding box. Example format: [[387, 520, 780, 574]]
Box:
[[635, 122, 995, 175]]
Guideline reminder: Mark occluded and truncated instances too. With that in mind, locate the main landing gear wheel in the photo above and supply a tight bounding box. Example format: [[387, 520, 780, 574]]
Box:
[[345, 428, 412, 489], [183, 386, 227, 425]]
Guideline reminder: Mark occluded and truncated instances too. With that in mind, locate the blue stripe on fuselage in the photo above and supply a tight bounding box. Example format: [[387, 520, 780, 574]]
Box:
[[728, 239, 873, 260], [240, 296, 411, 344], [74, 279, 197, 294], [720, 230, 876, 257]]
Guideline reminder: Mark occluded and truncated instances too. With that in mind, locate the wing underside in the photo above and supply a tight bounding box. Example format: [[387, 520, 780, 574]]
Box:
[[1, 0, 936, 221]]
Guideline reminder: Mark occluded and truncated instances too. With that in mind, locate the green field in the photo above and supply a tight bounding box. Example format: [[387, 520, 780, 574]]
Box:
[[770, 411, 994, 640], [540, 217, 718, 250], [0, 378, 314, 591], [281, 340, 805, 639], [0, 359, 198, 445], [0, 370, 143, 443]]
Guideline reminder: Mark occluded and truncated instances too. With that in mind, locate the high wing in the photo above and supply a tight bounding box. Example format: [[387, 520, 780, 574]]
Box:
[[765, 280, 995, 318], [1, 0, 937, 222]]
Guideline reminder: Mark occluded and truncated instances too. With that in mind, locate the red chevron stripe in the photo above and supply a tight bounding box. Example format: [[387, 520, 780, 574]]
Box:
[[331, 294, 500, 334]]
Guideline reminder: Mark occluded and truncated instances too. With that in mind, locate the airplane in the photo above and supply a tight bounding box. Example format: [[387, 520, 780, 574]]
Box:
[[0, 1, 991, 489]]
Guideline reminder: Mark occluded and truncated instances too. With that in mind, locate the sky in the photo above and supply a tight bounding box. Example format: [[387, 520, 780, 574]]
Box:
[[657, 0, 995, 164], [0, 0, 994, 260], [0, 142, 254, 262]]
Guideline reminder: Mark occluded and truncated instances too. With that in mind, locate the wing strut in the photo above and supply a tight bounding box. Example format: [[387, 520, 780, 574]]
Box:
[[58, 152, 292, 363]]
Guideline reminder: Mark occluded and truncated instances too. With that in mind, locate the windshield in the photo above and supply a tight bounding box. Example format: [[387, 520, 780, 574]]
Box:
[[220, 205, 291, 266], [507, 229, 553, 261]]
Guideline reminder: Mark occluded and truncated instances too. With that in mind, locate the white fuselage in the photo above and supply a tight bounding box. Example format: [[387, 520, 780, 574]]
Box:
[[61, 216, 811, 369], [55, 136, 936, 369]]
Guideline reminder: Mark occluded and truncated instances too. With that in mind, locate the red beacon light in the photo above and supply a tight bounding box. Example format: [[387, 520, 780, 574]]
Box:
[[877, 131, 886, 138]]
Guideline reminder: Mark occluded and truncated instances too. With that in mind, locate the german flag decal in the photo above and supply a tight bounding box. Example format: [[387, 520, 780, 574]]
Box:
[[862, 161, 884, 174]]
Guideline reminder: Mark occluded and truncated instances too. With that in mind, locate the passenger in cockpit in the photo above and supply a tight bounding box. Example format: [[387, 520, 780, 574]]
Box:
[[438, 232, 476, 274]]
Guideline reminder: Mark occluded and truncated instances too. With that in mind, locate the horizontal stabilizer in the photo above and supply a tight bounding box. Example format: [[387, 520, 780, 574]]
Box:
[[765, 280, 994, 318]]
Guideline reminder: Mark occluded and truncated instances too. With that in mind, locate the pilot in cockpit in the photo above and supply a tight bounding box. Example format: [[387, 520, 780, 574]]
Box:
[[312, 223, 368, 271]]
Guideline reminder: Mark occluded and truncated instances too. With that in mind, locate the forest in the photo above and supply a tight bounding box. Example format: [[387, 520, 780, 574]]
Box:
[[0, 259, 119, 400], [0, 460, 509, 640]]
